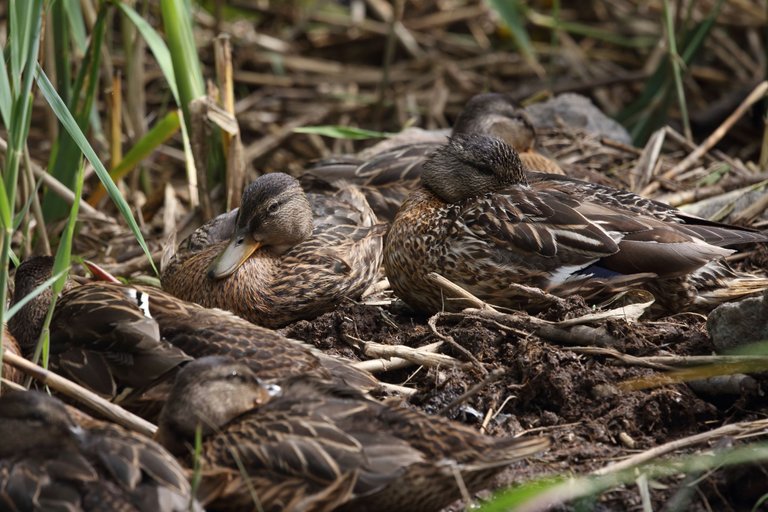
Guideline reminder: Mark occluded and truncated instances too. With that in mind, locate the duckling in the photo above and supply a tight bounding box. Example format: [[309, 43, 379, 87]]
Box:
[[162, 172, 385, 328], [9, 256, 377, 420], [0, 390, 201, 511], [384, 134, 768, 313], [302, 92, 564, 221], [156, 356, 549, 512]]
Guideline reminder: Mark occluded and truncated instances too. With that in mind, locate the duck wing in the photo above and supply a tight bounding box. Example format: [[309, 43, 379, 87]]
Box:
[[50, 284, 191, 399]]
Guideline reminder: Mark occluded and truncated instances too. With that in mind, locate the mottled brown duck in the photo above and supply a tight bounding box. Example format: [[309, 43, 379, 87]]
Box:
[[156, 356, 549, 512], [9, 256, 376, 419], [162, 172, 385, 328], [384, 134, 768, 313], [0, 390, 201, 511], [302, 92, 564, 221], [1, 326, 23, 385]]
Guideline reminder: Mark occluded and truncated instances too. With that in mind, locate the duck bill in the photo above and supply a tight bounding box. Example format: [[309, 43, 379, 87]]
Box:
[[207, 232, 261, 280]]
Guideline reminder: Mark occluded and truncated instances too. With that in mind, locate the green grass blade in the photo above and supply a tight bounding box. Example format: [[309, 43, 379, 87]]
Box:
[[0, 176, 11, 231], [0, 43, 12, 128], [293, 125, 395, 140], [119, 1, 200, 204], [527, 10, 656, 49], [52, 159, 84, 290], [680, 0, 724, 63], [160, 0, 205, 126], [63, 0, 88, 54], [117, 2, 180, 103], [51, 0, 72, 107], [35, 64, 159, 275], [663, 0, 691, 140], [487, 0, 542, 75], [9, 0, 38, 90], [44, 3, 108, 219], [477, 477, 567, 512], [34, 158, 84, 369], [88, 109, 181, 205], [481, 443, 768, 510]]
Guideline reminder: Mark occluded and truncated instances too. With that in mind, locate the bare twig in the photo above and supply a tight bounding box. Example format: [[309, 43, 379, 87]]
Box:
[[592, 418, 768, 476], [3, 352, 157, 437], [362, 340, 461, 368], [352, 341, 443, 373], [644, 81, 768, 195], [438, 368, 507, 416], [428, 314, 488, 375]]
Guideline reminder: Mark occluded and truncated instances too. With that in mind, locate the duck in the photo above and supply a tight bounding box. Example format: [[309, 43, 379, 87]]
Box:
[[0, 389, 201, 511], [9, 256, 377, 420], [1, 326, 22, 385], [162, 172, 385, 328], [156, 356, 549, 512], [302, 92, 564, 222], [384, 133, 768, 314]]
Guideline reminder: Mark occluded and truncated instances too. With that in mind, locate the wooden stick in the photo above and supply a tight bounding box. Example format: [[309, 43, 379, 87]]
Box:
[[352, 341, 444, 373], [362, 340, 460, 368], [438, 368, 506, 415], [3, 352, 157, 437], [427, 272, 499, 312], [592, 418, 768, 476], [0, 136, 109, 220], [649, 81, 768, 188], [568, 346, 768, 368]]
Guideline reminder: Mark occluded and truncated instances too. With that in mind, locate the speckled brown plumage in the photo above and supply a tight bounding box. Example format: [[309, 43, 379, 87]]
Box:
[[0, 390, 200, 511], [1, 326, 22, 385], [156, 357, 549, 512], [385, 134, 768, 313], [162, 173, 385, 328], [10, 256, 377, 420], [302, 92, 564, 221]]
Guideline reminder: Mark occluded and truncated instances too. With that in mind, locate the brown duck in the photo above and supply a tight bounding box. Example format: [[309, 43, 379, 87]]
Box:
[[162, 172, 385, 328], [9, 256, 376, 419], [302, 92, 564, 221], [156, 356, 549, 512], [0, 389, 201, 511], [1, 326, 22, 385], [384, 134, 768, 313]]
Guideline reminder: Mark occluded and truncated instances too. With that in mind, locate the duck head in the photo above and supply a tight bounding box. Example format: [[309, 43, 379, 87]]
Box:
[[452, 93, 536, 152], [422, 134, 527, 204], [9, 256, 56, 352], [0, 390, 83, 457], [156, 356, 278, 454], [207, 173, 313, 279]]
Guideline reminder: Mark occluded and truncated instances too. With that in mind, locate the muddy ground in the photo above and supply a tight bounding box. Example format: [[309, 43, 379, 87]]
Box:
[[279, 292, 767, 511]]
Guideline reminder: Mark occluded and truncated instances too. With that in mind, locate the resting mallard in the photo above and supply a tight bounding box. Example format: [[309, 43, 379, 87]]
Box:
[[9, 256, 376, 419], [1, 326, 22, 386], [0, 390, 201, 511], [302, 92, 564, 221], [162, 172, 385, 328], [384, 134, 768, 313], [156, 356, 549, 512]]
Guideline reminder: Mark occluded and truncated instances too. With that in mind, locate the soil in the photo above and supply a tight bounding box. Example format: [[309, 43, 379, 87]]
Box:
[[280, 296, 767, 511]]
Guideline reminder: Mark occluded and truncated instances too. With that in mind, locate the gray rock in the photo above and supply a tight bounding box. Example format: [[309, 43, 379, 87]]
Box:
[[525, 93, 632, 145], [707, 290, 768, 353]]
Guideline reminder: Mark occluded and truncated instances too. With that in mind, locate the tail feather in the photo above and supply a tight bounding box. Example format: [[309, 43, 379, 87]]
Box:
[[692, 261, 768, 306], [463, 436, 550, 472]]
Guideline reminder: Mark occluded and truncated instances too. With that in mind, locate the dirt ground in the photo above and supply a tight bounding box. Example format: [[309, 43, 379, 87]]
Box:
[[279, 293, 767, 511]]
